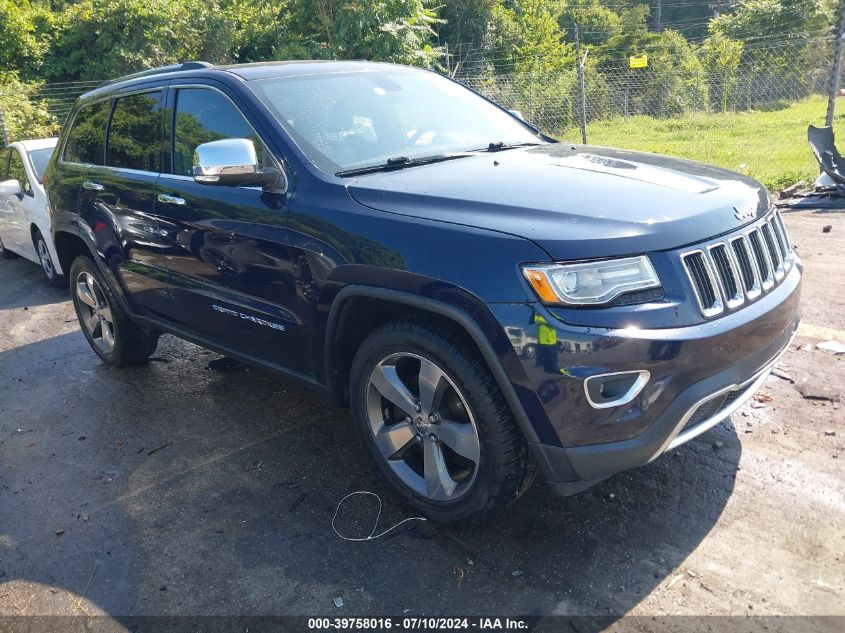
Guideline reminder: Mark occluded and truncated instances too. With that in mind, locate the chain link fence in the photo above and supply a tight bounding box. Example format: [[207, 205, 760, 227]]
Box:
[[453, 35, 837, 188], [0, 34, 839, 188], [455, 37, 836, 137]]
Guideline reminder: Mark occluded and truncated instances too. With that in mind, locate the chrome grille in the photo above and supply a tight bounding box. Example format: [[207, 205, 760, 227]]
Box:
[[681, 250, 723, 317], [682, 210, 794, 318]]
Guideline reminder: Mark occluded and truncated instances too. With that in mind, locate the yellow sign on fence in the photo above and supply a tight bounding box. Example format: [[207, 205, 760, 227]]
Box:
[[629, 53, 648, 69]]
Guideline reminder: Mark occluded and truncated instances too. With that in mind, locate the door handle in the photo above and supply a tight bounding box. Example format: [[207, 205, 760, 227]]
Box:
[[157, 193, 186, 206], [82, 180, 105, 191]]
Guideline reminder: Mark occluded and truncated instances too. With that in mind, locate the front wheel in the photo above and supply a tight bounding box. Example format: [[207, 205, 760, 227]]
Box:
[[33, 229, 64, 287], [70, 256, 159, 366], [349, 319, 537, 523]]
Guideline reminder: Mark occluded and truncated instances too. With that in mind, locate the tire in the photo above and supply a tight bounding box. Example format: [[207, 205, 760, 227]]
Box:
[[0, 236, 18, 259], [33, 229, 64, 287], [349, 318, 537, 523], [69, 255, 159, 366]]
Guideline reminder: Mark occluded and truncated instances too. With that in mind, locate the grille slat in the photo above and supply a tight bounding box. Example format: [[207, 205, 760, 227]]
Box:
[[682, 251, 723, 317], [748, 228, 773, 290], [682, 210, 794, 318], [730, 236, 761, 299], [772, 211, 793, 270]]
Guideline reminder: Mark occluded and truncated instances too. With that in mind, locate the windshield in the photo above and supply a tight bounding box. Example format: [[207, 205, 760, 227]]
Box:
[[248, 69, 543, 175], [28, 147, 55, 181]]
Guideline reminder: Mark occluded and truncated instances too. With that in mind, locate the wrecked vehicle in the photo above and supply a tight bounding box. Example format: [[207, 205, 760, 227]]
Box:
[[44, 61, 801, 522]]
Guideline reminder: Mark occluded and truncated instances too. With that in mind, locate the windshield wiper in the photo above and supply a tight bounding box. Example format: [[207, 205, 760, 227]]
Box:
[[484, 141, 544, 152], [336, 152, 474, 177]]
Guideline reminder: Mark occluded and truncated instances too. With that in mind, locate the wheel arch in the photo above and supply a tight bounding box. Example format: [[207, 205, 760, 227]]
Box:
[[53, 227, 131, 311], [324, 285, 541, 446], [54, 229, 93, 281]]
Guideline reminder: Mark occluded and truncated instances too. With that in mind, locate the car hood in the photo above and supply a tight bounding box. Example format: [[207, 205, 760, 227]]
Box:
[[345, 143, 771, 260]]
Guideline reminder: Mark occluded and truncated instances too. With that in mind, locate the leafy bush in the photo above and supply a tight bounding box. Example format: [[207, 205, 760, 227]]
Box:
[[0, 72, 59, 143]]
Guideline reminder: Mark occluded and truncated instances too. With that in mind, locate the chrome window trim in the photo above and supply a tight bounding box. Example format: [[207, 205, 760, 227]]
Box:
[[707, 242, 745, 310], [157, 171, 264, 192], [681, 249, 724, 318]]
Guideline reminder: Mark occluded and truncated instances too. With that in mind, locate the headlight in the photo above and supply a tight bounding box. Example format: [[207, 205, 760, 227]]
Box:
[[522, 256, 661, 306]]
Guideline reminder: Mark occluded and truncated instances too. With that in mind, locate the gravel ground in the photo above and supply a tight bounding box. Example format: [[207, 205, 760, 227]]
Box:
[[0, 210, 842, 626]]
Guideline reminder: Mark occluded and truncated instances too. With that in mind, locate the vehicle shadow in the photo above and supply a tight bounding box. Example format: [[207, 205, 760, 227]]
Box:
[[0, 258, 68, 310], [0, 333, 740, 621]]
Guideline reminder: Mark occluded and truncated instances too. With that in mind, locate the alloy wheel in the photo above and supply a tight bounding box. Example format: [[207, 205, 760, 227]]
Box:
[[76, 271, 115, 353], [37, 239, 54, 278], [365, 353, 481, 502]]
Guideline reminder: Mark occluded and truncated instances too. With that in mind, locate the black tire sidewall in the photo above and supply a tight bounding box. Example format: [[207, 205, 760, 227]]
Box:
[[70, 256, 120, 365], [34, 231, 61, 285], [69, 256, 159, 366], [350, 323, 524, 523]]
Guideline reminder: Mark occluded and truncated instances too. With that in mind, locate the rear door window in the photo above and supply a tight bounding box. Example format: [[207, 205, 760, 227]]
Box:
[[9, 151, 32, 196], [0, 149, 10, 180], [28, 148, 54, 181], [106, 91, 163, 172], [63, 100, 111, 165]]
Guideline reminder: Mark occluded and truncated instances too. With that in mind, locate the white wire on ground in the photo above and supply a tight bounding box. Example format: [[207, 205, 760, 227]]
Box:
[[332, 491, 427, 541]]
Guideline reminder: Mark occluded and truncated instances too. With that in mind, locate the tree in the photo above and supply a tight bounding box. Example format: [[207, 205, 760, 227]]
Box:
[[601, 4, 657, 60], [0, 1, 53, 79], [640, 30, 708, 115], [699, 33, 743, 112], [710, 0, 830, 42], [555, 0, 622, 47], [42, 0, 236, 81], [224, 0, 290, 64], [282, 0, 443, 66], [0, 72, 58, 142], [436, 0, 499, 47]]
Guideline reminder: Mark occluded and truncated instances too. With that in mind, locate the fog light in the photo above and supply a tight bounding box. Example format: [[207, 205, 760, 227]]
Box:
[[584, 370, 650, 409]]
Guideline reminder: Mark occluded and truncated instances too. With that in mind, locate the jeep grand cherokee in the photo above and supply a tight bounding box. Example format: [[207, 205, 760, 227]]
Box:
[[44, 60, 801, 523]]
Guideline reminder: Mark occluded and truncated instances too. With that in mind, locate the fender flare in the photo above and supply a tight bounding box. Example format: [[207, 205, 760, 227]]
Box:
[[324, 284, 542, 446], [53, 223, 135, 317]]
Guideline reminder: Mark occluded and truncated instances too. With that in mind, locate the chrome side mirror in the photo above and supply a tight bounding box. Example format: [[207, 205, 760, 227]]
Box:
[[193, 138, 259, 185], [193, 138, 286, 190], [0, 179, 23, 197], [508, 109, 525, 121]]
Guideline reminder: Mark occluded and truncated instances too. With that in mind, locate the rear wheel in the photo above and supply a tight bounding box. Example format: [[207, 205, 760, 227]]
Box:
[[350, 319, 537, 523], [33, 229, 63, 287], [70, 256, 159, 366], [0, 236, 17, 259]]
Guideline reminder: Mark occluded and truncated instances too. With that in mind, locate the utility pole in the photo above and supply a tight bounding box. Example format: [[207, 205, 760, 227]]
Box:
[[827, 0, 845, 127], [575, 24, 587, 145], [654, 0, 663, 32]]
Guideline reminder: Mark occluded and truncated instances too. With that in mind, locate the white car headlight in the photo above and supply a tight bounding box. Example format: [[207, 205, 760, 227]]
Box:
[[522, 256, 661, 306]]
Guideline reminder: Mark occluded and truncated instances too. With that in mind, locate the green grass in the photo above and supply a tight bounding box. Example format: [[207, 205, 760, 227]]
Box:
[[565, 95, 836, 192]]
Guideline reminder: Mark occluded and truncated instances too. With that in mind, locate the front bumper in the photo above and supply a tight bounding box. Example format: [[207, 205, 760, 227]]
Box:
[[489, 259, 802, 493]]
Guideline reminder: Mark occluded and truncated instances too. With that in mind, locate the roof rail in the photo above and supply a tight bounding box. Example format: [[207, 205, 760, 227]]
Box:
[[98, 61, 214, 87]]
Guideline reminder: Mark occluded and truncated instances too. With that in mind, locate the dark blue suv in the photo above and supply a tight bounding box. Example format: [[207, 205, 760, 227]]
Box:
[[45, 60, 801, 522]]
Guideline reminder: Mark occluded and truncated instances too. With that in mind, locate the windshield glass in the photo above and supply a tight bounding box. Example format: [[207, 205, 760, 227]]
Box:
[[249, 69, 543, 174], [28, 147, 55, 181]]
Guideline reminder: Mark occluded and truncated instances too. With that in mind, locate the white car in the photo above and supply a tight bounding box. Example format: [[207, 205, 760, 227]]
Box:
[[0, 138, 63, 285]]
